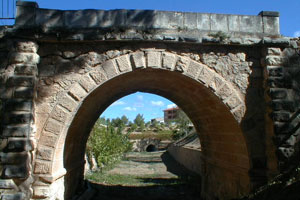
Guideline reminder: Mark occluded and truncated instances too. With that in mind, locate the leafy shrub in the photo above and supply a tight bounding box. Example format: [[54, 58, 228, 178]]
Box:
[[134, 114, 145, 130], [171, 110, 192, 140], [86, 119, 132, 168]]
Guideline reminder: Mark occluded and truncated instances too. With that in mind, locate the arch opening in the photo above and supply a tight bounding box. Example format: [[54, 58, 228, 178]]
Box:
[[146, 144, 157, 152], [57, 67, 250, 200], [83, 91, 200, 199]]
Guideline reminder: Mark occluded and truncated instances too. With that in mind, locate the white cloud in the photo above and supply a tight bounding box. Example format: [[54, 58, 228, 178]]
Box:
[[294, 31, 300, 37], [167, 103, 177, 109], [137, 95, 143, 100], [151, 101, 164, 106], [134, 102, 144, 108], [111, 100, 125, 106], [123, 107, 137, 111]]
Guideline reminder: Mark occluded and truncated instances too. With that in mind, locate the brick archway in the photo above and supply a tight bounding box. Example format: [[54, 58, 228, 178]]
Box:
[[34, 50, 250, 199]]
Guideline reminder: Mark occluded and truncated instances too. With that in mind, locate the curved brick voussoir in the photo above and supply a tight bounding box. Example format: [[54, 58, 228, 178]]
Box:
[[101, 59, 120, 79], [114, 54, 133, 73], [86, 51, 246, 123], [68, 83, 88, 101], [130, 51, 146, 69], [130, 51, 245, 121], [78, 74, 97, 93], [99, 51, 243, 122]]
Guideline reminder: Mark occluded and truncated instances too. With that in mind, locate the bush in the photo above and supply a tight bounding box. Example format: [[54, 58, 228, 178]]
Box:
[[86, 119, 132, 168], [134, 114, 145, 130], [171, 110, 192, 140]]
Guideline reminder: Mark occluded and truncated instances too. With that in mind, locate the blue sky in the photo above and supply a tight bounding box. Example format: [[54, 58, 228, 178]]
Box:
[[101, 92, 176, 122]]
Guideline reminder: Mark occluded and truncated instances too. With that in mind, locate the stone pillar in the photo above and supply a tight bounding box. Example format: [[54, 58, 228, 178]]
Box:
[[263, 46, 300, 172], [262, 47, 283, 178], [0, 40, 39, 199]]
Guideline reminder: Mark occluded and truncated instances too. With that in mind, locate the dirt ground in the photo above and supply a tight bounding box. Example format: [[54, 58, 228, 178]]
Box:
[[107, 151, 178, 178], [87, 151, 202, 200]]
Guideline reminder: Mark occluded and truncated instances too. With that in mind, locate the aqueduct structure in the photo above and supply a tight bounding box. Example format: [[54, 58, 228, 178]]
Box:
[[0, 2, 299, 200]]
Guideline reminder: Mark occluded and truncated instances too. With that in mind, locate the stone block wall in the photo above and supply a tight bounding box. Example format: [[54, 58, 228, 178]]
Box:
[[168, 145, 202, 175], [263, 43, 300, 172], [131, 138, 161, 152], [0, 40, 39, 199]]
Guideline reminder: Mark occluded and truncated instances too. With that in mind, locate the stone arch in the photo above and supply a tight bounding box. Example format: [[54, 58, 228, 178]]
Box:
[[33, 50, 249, 200]]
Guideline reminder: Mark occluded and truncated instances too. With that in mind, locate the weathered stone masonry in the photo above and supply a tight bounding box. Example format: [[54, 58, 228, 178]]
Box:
[[0, 1, 299, 200], [263, 43, 300, 172], [0, 40, 39, 199]]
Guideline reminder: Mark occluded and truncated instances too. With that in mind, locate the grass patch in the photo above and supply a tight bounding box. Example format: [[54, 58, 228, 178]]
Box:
[[129, 130, 173, 140], [85, 172, 186, 186]]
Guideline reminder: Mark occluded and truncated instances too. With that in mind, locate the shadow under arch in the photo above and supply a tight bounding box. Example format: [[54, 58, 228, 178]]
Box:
[[62, 67, 250, 200]]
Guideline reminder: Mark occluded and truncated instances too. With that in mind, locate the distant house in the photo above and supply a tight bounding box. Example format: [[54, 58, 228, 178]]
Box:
[[151, 117, 164, 124], [163, 107, 180, 122]]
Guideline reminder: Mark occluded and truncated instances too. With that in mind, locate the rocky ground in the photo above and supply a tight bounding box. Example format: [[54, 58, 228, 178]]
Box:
[[86, 151, 201, 200]]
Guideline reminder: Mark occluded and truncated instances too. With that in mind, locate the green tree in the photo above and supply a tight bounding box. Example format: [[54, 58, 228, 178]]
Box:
[[140, 122, 145, 131], [165, 120, 171, 128], [134, 114, 145, 130], [145, 121, 151, 128], [106, 118, 111, 126], [98, 117, 106, 125], [121, 115, 129, 125], [129, 122, 138, 132], [172, 110, 192, 140], [111, 117, 125, 131], [151, 119, 160, 130], [86, 118, 132, 168]]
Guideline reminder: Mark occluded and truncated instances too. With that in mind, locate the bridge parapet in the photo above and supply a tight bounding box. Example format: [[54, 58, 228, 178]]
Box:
[[13, 1, 280, 42]]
